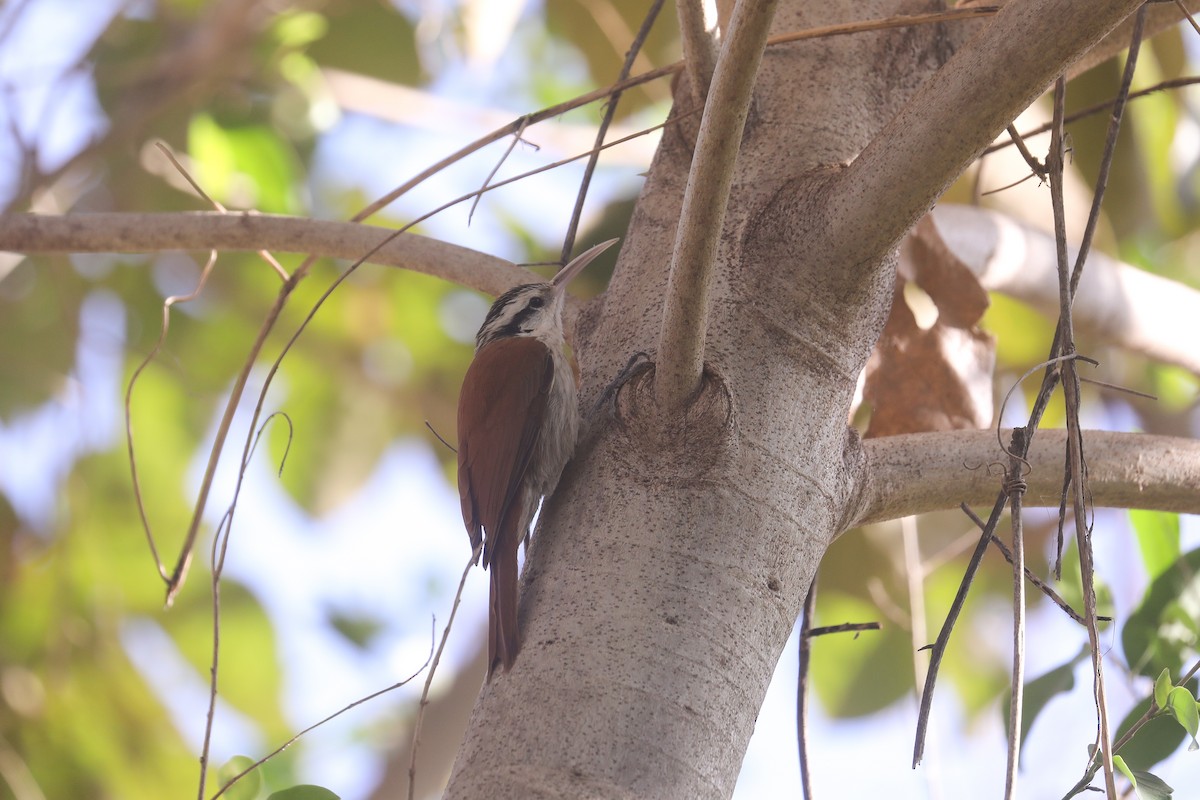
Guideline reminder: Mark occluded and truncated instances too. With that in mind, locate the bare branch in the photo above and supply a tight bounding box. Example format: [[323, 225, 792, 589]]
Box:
[[656, 0, 780, 412], [797, 578, 817, 800], [855, 429, 1200, 527], [930, 205, 1200, 374], [825, 0, 1144, 268], [0, 212, 535, 298], [677, 0, 719, 101], [1003, 442, 1029, 800]]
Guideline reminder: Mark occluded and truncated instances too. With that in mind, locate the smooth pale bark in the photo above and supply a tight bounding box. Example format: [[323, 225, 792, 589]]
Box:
[[444, 1, 1151, 798], [0, 212, 533, 298], [856, 430, 1200, 526], [931, 205, 1200, 374]]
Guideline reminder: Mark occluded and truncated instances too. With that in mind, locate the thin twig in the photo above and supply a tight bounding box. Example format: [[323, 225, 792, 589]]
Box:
[[1172, 0, 1200, 36], [1076, 377, 1157, 400], [560, 0, 664, 265], [1114, 658, 1200, 754], [153, 142, 289, 281], [1005, 124, 1046, 179], [408, 545, 482, 800], [1061, 658, 1200, 799], [211, 634, 434, 799], [1049, 72, 1117, 800], [766, 7, 997, 48], [959, 504, 1103, 627], [1052, 3, 1148, 779], [1068, 6, 1143, 301], [806, 621, 881, 637], [126, 248, 218, 583], [656, 0, 781, 412], [468, 117, 531, 224], [1004, 430, 1029, 800], [197, 413, 290, 798], [980, 171, 1040, 196], [983, 78, 1200, 158], [196, 509, 232, 800], [798, 577, 817, 800], [424, 420, 457, 454], [914, 484, 1009, 767], [901, 515, 930, 692]]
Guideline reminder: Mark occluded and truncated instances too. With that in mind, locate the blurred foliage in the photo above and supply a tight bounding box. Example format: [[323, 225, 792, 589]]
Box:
[[0, 1, 1197, 799]]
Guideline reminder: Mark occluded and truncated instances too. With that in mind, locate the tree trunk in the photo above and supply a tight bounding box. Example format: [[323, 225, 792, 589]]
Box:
[[441, 1, 1152, 797]]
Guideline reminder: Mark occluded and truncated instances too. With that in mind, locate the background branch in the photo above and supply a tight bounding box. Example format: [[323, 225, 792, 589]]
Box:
[[0, 212, 535, 299], [931, 205, 1200, 374], [855, 429, 1200, 527]]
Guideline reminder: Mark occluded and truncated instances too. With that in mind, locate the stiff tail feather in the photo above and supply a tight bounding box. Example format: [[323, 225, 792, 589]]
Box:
[[487, 545, 520, 680]]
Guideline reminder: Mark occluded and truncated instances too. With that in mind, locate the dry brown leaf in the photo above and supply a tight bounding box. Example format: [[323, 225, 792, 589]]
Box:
[[863, 214, 996, 437]]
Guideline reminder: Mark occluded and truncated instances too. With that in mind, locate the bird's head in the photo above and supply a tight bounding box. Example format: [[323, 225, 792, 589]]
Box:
[[474, 239, 618, 351]]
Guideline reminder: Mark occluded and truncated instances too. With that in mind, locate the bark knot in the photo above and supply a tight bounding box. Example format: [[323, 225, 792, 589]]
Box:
[[613, 360, 738, 480]]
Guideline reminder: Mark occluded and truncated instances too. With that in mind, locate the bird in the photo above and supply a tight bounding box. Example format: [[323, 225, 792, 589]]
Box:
[[457, 238, 619, 679]]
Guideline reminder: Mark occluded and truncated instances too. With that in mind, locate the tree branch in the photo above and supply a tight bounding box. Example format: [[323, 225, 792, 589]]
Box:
[[656, 0, 780, 412], [931, 205, 1200, 374], [854, 429, 1200, 528], [822, 0, 1143, 267], [677, 0, 718, 102], [0, 211, 536, 298]]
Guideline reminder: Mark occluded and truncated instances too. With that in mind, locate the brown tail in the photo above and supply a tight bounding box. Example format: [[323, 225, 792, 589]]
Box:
[[487, 545, 520, 680]]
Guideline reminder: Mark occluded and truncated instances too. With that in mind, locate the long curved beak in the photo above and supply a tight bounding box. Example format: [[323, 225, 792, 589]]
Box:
[[551, 238, 620, 295]]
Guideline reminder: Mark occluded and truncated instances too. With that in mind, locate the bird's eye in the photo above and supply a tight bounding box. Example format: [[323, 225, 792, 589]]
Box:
[[528, 296, 545, 309]]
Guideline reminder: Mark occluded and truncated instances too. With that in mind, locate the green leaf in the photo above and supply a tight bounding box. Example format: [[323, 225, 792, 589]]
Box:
[[1149, 364, 1200, 412], [983, 294, 1058, 372], [1122, 548, 1200, 678], [1113, 754, 1136, 788], [217, 755, 262, 800], [267, 786, 340, 800], [187, 113, 302, 214], [1164, 686, 1199, 750], [327, 611, 385, 650], [1115, 683, 1197, 771], [1130, 770, 1175, 800], [809, 592, 910, 717], [1004, 646, 1085, 752], [162, 580, 290, 740], [304, 3, 420, 85], [272, 10, 328, 48], [0, 260, 81, 417], [1129, 511, 1181, 582], [1154, 668, 1172, 712]]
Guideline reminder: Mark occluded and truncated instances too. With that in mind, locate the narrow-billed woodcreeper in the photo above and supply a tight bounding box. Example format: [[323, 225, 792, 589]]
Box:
[[457, 239, 618, 678]]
